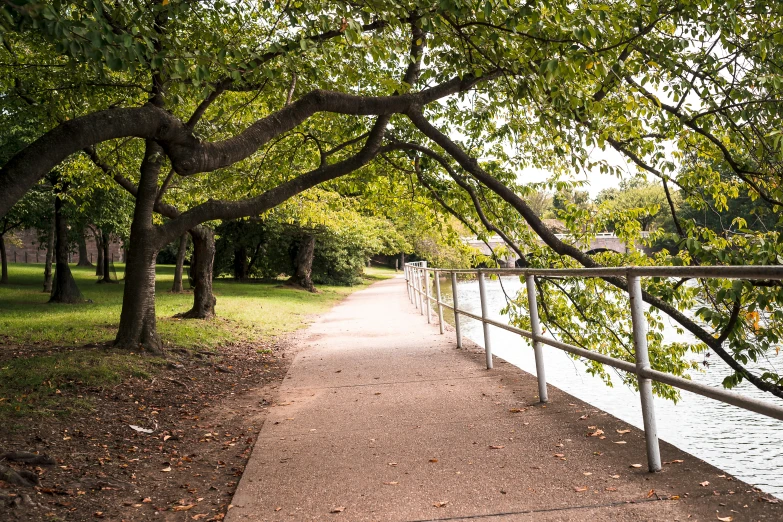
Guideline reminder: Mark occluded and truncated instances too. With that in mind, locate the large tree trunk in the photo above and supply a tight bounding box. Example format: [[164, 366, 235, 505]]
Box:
[[171, 233, 187, 293], [49, 194, 83, 304], [233, 245, 248, 280], [43, 216, 55, 292], [98, 230, 116, 283], [94, 230, 104, 277], [177, 226, 216, 318], [114, 141, 164, 353], [288, 233, 316, 292], [76, 226, 93, 266], [0, 234, 7, 284]]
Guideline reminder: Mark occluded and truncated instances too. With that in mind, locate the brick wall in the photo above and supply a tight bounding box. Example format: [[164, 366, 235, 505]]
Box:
[[3, 228, 124, 264]]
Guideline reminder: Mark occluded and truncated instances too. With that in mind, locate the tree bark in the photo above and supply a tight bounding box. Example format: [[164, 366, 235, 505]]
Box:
[[76, 226, 93, 266], [233, 245, 248, 280], [114, 141, 164, 353], [49, 194, 84, 304], [171, 233, 187, 292], [95, 230, 104, 277], [43, 215, 55, 292], [288, 233, 316, 292], [0, 234, 7, 284], [177, 226, 216, 318], [98, 230, 116, 283]]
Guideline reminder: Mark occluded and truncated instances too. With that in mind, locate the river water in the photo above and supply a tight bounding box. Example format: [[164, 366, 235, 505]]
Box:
[[430, 275, 783, 498]]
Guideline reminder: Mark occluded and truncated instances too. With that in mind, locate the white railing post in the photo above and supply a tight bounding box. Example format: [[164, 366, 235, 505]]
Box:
[[525, 274, 548, 403], [477, 271, 493, 370], [424, 268, 432, 324], [417, 268, 424, 315], [402, 265, 413, 303], [451, 272, 463, 348], [628, 273, 662, 472], [434, 271, 444, 334], [413, 267, 420, 310]]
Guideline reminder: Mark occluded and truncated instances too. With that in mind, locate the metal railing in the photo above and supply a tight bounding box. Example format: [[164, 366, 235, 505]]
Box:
[[403, 262, 783, 473]]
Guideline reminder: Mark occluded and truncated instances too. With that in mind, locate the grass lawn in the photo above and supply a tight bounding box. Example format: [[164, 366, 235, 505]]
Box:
[[0, 262, 397, 417]]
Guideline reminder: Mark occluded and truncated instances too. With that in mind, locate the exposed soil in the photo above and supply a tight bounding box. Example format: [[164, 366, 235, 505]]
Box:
[[0, 333, 301, 521]]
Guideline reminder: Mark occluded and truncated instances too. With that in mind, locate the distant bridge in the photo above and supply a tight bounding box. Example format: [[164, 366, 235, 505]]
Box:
[[464, 232, 651, 266]]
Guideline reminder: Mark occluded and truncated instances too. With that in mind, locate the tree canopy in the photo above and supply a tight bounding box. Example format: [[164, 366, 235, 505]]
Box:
[[1, 0, 782, 399]]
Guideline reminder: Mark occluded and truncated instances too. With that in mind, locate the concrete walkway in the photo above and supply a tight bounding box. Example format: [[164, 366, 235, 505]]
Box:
[[228, 276, 782, 521]]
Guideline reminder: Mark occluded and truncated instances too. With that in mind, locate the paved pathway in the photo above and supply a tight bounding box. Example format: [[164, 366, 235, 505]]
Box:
[[227, 276, 782, 521]]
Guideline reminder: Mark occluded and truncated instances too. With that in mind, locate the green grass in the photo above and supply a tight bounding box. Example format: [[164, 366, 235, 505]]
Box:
[[0, 262, 397, 417], [0, 262, 397, 349]]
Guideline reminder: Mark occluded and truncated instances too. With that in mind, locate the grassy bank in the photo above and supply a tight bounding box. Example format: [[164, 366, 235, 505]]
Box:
[[0, 262, 396, 416]]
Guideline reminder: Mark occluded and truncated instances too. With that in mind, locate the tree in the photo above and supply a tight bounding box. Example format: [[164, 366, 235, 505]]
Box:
[[595, 178, 675, 233], [1, 0, 782, 399]]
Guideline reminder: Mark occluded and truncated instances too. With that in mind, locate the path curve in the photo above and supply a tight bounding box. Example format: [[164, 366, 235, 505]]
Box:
[[228, 276, 782, 521]]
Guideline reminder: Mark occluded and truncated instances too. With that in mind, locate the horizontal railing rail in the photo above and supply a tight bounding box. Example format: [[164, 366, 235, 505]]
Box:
[[402, 263, 783, 473]]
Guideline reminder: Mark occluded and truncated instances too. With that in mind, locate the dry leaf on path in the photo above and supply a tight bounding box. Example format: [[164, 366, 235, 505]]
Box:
[[433, 501, 449, 508], [647, 489, 655, 498], [553, 453, 565, 458], [717, 516, 733, 521], [616, 429, 631, 434], [588, 429, 604, 437], [161, 467, 172, 472], [173, 504, 195, 512], [573, 486, 588, 492], [429, 458, 438, 463], [700, 481, 710, 487], [605, 487, 618, 492], [630, 464, 642, 468], [383, 482, 398, 485], [330, 506, 345, 513], [489, 445, 505, 450], [613, 441, 627, 444]]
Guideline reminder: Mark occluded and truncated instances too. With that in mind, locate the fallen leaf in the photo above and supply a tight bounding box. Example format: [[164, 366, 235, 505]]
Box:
[[717, 517, 733, 522], [630, 464, 642, 468], [610, 475, 620, 479], [554, 453, 565, 458], [508, 408, 524, 413], [173, 505, 195, 512], [192, 515, 207, 520], [388, 462, 397, 466], [670, 495, 680, 500], [274, 507, 282, 512], [613, 441, 627, 444], [163, 435, 171, 442], [573, 486, 588, 492], [161, 467, 172, 472], [700, 481, 710, 487], [433, 501, 449, 508], [142, 498, 152, 503], [588, 429, 604, 437], [489, 445, 505, 450], [429, 458, 438, 463], [583, 472, 592, 476], [647, 489, 655, 498], [605, 487, 618, 492], [579, 415, 588, 420], [383, 481, 398, 486], [129, 425, 154, 434], [330, 506, 345, 513], [616, 429, 631, 434]]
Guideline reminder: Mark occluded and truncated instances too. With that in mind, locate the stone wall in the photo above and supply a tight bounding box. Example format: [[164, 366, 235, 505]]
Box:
[[3, 228, 124, 264]]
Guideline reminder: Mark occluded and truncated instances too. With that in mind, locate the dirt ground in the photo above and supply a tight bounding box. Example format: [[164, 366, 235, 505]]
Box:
[[0, 333, 301, 522]]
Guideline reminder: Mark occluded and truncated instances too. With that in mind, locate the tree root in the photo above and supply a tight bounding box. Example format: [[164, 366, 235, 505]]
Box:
[[0, 463, 38, 487], [1, 451, 56, 466]]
